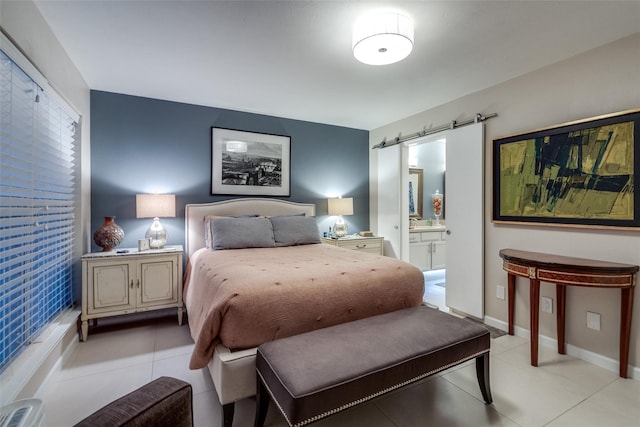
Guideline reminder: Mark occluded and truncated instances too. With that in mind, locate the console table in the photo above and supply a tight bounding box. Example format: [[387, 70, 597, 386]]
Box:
[[499, 248, 638, 378]]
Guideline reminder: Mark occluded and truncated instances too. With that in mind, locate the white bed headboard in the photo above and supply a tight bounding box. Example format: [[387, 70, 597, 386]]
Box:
[[185, 198, 316, 261]]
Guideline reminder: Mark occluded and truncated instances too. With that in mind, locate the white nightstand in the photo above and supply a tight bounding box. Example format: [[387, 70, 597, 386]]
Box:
[[321, 236, 384, 255], [80, 245, 184, 341]]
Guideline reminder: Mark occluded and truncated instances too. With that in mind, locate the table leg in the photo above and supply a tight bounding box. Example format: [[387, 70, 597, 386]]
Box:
[[556, 285, 566, 354], [530, 278, 540, 367], [619, 286, 634, 378], [508, 273, 516, 335], [81, 319, 88, 342]]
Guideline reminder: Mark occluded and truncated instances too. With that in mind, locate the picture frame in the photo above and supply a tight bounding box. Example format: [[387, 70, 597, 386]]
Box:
[[211, 127, 291, 196], [409, 168, 424, 218], [137, 238, 150, 252], [493, 109, 640, 229]]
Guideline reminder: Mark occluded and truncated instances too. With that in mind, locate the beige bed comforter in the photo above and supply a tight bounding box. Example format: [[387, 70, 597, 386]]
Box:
[[184, 243, 424, 369]]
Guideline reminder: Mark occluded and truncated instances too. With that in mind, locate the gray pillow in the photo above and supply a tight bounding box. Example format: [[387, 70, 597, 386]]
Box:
[[270, 216, 321, 247], [204, 214, 260, 249], [211, 217, 275, 250]]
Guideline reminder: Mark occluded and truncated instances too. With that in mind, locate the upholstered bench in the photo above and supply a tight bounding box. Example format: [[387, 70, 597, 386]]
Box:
[[255, 306, 492, 427], [74, 376, 193, 427]]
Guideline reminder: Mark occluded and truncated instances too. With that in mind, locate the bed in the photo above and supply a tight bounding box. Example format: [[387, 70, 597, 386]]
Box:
[[183, 198, 424, 426]]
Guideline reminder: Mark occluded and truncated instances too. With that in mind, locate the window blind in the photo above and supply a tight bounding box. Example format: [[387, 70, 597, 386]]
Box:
[[0, 46, 78, 373]]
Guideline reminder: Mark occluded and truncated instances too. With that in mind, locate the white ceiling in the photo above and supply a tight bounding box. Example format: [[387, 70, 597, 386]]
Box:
[[34, 1, 640, 130]]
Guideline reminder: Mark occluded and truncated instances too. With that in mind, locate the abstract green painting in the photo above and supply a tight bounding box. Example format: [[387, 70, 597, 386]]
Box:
[[493, 110, 640, 228]]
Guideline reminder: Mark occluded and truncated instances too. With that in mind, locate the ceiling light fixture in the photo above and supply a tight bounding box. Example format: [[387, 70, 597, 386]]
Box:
[[352, 11, 414, 66]]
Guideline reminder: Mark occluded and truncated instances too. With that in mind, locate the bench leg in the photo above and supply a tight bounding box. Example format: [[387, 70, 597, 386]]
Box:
[[254, 377, 270, 427], [475, 352, 493, 404], [222, 402, 235, 427]]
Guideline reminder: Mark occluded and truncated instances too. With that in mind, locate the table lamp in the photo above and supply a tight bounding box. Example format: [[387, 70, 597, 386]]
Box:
[[328, 197, 353, 237], [136, 194, 176, 249]]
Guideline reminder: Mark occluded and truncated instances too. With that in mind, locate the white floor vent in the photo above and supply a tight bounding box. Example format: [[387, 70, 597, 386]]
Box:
[[0, 399, 44, 427]]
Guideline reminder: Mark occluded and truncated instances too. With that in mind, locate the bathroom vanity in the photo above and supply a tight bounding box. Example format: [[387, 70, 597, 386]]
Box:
[[409, 224, 446, 271]]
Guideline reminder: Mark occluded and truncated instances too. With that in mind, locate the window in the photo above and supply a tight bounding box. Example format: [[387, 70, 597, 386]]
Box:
[[0, 43, 79, 373]]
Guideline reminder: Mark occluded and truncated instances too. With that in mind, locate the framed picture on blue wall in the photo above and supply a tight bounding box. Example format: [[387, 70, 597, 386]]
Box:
[[211, 127, 291, 196]]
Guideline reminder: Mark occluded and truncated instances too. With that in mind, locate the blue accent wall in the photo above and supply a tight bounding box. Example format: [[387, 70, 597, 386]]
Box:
[[90, 91, 370, 251]]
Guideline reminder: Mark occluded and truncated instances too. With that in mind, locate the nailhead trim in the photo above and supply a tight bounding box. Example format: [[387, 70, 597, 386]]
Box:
[[259, 349, 489, 427]]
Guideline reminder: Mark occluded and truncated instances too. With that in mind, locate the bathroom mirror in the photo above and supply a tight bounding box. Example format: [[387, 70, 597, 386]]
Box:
[[409, 168, 423, 218]]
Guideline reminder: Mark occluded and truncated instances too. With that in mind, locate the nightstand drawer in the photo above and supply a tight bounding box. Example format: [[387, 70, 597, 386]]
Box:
[[322, 237, 384, 255], [339, 239, 382, 253]]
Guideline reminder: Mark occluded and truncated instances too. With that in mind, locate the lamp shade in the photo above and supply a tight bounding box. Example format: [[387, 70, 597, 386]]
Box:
[[328, 197, 354, 216], [136, 194, 176, 218], [353, 11, 414, 66]]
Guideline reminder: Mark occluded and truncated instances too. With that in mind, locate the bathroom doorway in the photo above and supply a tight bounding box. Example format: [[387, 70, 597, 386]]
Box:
[[401, 123, 484, 318], [423, 269, 447, 312], [406, 138, 448, 310]]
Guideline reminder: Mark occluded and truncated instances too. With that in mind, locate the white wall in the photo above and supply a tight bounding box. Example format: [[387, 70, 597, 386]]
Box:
[[1, 0, 91, 300], [1, 0, 91, 403], [370, 33, 640, 368]]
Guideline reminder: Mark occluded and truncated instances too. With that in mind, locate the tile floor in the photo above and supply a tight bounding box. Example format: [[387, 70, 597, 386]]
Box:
[[422, 269, 447, 312], [36, 282, 640, 426]]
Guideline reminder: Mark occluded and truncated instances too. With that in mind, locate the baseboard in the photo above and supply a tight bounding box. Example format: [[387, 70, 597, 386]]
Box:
[[483, 315, 640, 380], [0, 308, 80, 406]]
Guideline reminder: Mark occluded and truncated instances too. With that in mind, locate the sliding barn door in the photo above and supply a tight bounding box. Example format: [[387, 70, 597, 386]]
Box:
[[444, 123, 484, 318], [376, 144, 403, 258]]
